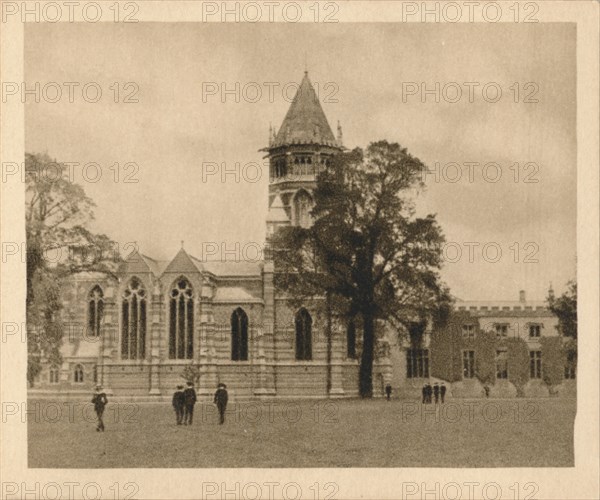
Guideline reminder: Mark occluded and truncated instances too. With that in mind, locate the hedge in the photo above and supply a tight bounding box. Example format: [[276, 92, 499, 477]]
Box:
[[540, 336, 565, 387], [505, 337, 530, 396], [473, 329, 496, 385]]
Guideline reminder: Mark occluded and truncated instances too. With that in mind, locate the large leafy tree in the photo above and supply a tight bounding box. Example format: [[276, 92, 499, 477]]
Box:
[[547, 280, 577, 340], [272, 141, 452, 398], [26, 153, 120, 386]]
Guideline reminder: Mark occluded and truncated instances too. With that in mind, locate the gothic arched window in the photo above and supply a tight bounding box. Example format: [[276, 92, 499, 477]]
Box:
[[49, 366, 59, 384], [275, 159, 287, 178], [169, 278, 194, 359], [121, 278, 147, 360], [231, 308, 249, 361], [88, 285, 104, 337], [295, 308, 313, 361], [73, 364, 84, 383], [293, 190, 313, 228]]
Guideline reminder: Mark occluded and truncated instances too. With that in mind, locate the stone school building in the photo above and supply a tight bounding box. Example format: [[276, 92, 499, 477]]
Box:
[[30, 73, 575, 400]]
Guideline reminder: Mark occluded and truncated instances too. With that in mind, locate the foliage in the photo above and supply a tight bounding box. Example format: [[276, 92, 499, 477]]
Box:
[[181, 364, 201, 386], [473, 329, 497, 386], [547, 280, 577, 340], [563, 338, 577, 379], [272, 141, 452, 397], [506, 338, 529, 397], [430, 313, 465, 382], [540, 336, 565, 388], [26, 153, 121, 386]]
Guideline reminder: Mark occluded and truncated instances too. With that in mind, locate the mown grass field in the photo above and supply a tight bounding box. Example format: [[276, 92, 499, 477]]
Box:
[[28, 397, 575, 468]]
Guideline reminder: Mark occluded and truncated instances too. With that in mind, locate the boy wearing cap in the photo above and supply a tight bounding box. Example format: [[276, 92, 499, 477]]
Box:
[[213, 383, 228, 425], [91, 385, 108, 432], [183, 381, 197, 425], [172, 385, 185, 425]]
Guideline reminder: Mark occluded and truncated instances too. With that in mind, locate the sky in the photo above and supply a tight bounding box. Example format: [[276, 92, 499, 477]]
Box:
[[24, 22, 576, 301]]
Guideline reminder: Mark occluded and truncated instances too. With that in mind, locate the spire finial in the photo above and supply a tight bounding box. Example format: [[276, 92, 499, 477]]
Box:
[[181, 240, 184, 249], [337, 120, 343, 146], [304, 52, 308, 74]]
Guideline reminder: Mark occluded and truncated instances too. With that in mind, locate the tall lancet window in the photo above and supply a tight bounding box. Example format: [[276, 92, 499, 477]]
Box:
[[121, 278, 147, 360], [295, 308, 313, 361], [169, 278, 194, 359], [88, 285, 104, 337], [293, 190, 313, 228], [231, 308, 249, 361]]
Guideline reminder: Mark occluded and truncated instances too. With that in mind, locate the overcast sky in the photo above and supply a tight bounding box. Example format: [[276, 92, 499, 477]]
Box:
[[24, 22, 576, 301]]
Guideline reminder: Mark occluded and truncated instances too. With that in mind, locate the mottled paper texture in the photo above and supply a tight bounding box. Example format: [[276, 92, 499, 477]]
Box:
[[1, 1, 598, 499]]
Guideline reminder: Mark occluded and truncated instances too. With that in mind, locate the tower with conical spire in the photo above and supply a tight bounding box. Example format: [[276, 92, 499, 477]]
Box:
[[262, 71, 343, 233]]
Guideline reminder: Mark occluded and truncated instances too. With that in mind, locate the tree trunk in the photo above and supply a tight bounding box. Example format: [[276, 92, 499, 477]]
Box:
[[359, 309, 375, 398], [325, 292, 332, 395]]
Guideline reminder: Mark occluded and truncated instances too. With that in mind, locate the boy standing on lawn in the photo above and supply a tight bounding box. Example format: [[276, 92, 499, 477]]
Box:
[[213, 383, 228, 425], [91, 385, 108, 432], [183, 381, 197, 425], [172, 385, 185, 425]]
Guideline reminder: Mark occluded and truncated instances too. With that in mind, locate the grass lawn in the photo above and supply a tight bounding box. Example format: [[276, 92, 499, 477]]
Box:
[[28, 398, 575, 468]]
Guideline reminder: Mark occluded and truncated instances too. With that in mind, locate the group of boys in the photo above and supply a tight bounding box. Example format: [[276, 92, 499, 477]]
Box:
[[422, 382, 446, 404], [172, 382, 229, 425], [90, 381, 230, 432], [171, 381, 198, 425]]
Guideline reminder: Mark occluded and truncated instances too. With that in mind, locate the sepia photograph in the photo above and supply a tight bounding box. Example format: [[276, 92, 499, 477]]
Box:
[[1, 2, 599, 499]]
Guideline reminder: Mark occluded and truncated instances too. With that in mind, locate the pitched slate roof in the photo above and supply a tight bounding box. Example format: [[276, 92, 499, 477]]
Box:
[[202, 260, 262, 278], [122, 250, 163, 275], [214, 287, 263, 303], [161, 248, 202, 275], [272, 72, 338, 148]]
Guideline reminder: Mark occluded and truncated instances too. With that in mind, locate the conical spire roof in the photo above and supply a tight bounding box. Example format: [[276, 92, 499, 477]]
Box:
[[272, 72, 337, 148]]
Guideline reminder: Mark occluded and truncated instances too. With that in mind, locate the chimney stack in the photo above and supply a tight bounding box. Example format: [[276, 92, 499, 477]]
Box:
[[519, 290, 526, 303]]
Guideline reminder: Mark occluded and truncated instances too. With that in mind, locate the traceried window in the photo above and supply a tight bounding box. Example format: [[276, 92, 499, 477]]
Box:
[[529, 350, 542, 379], [347, 320, 357, 359], [73, 364, 84, 383], [406, 349, 429, 378], [121, 278, 147, 360], [231, 308, 249, 361], [49, 366, 59, 384], [529, 324, 541, 338], [463, 350, 475, 378], [169, 278, 194, 360], [295, 308, 313, 361], [293, 190, 313, 228], [462, 324, 475, 339], [496, 349, 508, 379], [88, 285, 104, 337]]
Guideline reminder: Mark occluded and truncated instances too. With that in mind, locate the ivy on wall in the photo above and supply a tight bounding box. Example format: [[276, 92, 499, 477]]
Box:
[[430, 312, 468, 382], [427, 312, 568, 397], [504, 338, 530, 395], [472, 329, 496, 386]]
